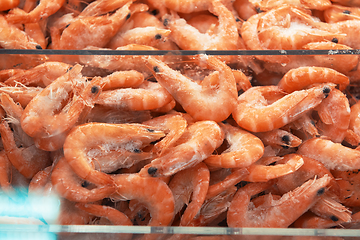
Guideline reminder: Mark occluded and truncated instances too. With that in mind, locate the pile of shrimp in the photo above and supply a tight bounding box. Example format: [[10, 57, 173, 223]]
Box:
[[3, 0, 360, 239]]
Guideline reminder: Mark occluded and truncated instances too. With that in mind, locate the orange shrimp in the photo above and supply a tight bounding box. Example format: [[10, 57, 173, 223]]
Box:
[[163, 0, 238, 51], [0, 120, 51, 179], [142, 113, 188, 157], [147, 55, 237, 122], [249, 0, 331, 11], [331, 169, 360, 207], [255, 129, 302, 149], [98, 70, 144, 91], [315, 88, 350, 143], [168, 162, 210, 226], [232, 84, 334, 132], [58, 2, 132, 50], [96, 80, 174, 111], [78, 0, 135, 17], [324, 4, 360, 23], [111, 173, 175, 227], [147, 0, 209, 13], [20, 64, 101, 139], [204, 123, 264, 169], [227, 175, 331, 228], [138, 120, 224, 178], [349, 100, 360, 140], [244, 154, 304, 182], [277, 67, 350, 93], [233, 0, 257, 21], [0, 85, 43, 107], [0, 150, 13, 192], [63, 122, 165, 186], [6, 0, 66, 24], [51, 156, 117, 203], [0, 69, 25, 82], [297, 138, 360, 171], [293, 211, 345, 228], [0, 0, 19, 11], [333, 20, 360, 49], [187, 13, 219, 34], [4, 62, 72, 88]]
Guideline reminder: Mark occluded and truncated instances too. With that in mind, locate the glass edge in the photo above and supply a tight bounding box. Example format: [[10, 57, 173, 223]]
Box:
[[0, 225, 358, 237], [1, 49, 360, 56]]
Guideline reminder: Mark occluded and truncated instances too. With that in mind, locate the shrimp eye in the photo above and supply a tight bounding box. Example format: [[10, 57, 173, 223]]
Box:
[[281, 145, 289, 149], [155, 34, 162, 40], [151, 9, 159, 16], [281, 135, 290, 144], [343, 10, 351, 15], [148, 167, 157, 176], [317, 187, 325, 196], [331, 38, 338, 43], [126, 13, 131, 20], [147, 128, 155, 132], [35, 45, 42, 49], [153, 66, 160, 73], [322, 86, 331, 97], [81, 181, 90, 188], [330, 215, 339, 222], [163, 18, 169, 27], [255, 7, 263, 13], [133, 148, 142, 153], [65, 23, 70, 29], [91, 85, 100, 94], [235, 17, 241, 22]]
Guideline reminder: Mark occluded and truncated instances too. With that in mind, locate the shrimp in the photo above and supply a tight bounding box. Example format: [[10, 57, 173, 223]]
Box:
[[163, 0, 238, 51], [146, 0, 209, 13], [298, 137, 360, 171], [293, 211, 345, 228], [233, 0, 257, 21], [255, 129, 302, 149], [110, 173, 175, 227], [6, 0, 66, 24], [349, 100, 360, 140], [63, 122, 165, 186], [138, 120, 224, 178], [227, 175, 331, 228], [142, 113, 188, 157], [0, 69, 24, 82], [78, 0, 135, 17], [20, 64, 101, 139], [277, 67, 350, 93], [315, 88, 350, 143], [96, 80, 174, 111], [58, 2, 132, 50], [249, 0, 331, 11], [97, 70, 144, 91], [331, 169, 360, 207], [232, 84, 334, 132], [187, 13, 219, 34], [4, 62, 72, 88], [0, 150, 13, 192], [0, 0, 19, 11], [244, 154, 304, 182], [51, 157, 117, 203], [324, 4, 360, 23], [0, 86, 43, 107], [204, 123, 264, 169], [147, 55, 237, 122], [0, 120, 51, 179]]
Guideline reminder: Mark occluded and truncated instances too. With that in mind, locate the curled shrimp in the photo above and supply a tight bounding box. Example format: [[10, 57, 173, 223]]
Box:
[[147, 55, 237, 122], [232, 84, 334, 132], [227, 175, 331, 228], [6, 0, 66, 24], [96, 80, 174, 111], [0, 0, 19, 11], [204, 123, 264, 169], [63, 122, 165, 186], [297, 138, 360, 171], [111, 173, 175, 227], [169, 162, 210, 226], [277, 67, 350, 93], [139, 120, 224, 178], [51, 157, 117, 203], [163, 0, 238, 51]]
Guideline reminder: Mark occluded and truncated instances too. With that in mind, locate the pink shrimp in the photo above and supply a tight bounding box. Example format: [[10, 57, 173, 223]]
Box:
[[163, 0, 238, 51], [20, 64, 101, 139], [349, 100, 360, 140], [51, 156, 117, 203], [139, 120, 224, 178], [4, 62, 72, 88], [227, 175, 331, 228], [111, 173, 175, 227], [249, 0, 331, 11], [0, 0, 19, 11], [6, 0, 66, 24], [315, 88, 350, 143], [255, 129, 302, 149], [78, 0, 135, 17], [204, 123, 264, 169], [244, 154, 304, 182], [98, 70, 144, 91], [232, 84, 335, 132], [297, 138, 360, 171], [63, 122, 165, 186], [168, 162, 210, 226], [147, 55, 237, 122], [58, 2, 132, 50], [0, 86, 43, 107], [277, 67, 350, 93], [324, 4, 360, 23], [96, 80, 174, 111]]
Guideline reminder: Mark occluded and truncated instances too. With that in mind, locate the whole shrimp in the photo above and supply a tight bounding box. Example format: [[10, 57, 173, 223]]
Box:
[[255, 129, 302, 149], [227, 175, 331, 228], [63, 122, 165, 186], [168, 162, 210, 226], [6, 0, 66, 24], [78, 0, 135, 17], [249, 0, 331, 11], [324, 4, 360, 23], [147, 55, 237, 122], [138, 120, 224, 178], [232, 84, 334, 132], [204, 123, 265, 169]]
